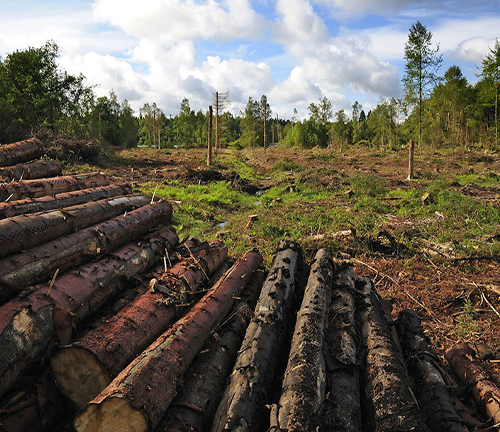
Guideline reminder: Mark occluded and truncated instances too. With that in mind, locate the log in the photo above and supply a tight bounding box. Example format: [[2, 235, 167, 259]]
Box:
[[398, 309, 463, 432], [0, 160, 62, 182], [0, 194, 149, 258], [157, 269, 266, 432], [445, 343, 500, 427], [73, 249, 263, 432], [356, 277, 431, 432], [0, 138, 44, 167], [278, 249, 334, 431], [0, 172, 109, 202], [51, 240, 228, 410], [211, 241, 302, 432], [0, 199, 173, 302], [321, 263, 361, 432], [0, 184, 130, 219]]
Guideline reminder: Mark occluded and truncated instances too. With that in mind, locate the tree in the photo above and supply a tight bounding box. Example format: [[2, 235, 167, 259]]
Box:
[[174, 98, 195, 147], [260, 95, 271, 151], [402, 21, 442, 148], [308, 96, 333, 125], [213, 91, 230, 150], [240, 97, 260, 148], [119, 99, 138, 148]]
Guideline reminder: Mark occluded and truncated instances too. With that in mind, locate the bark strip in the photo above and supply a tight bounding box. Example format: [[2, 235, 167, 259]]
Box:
[[211, 241, 302, 432], [0, 138, 44, 167], [278, 249, 334, 432], [51, 240, 228, 410], [0, 160, 62, 182], [445, 343, 500, 426], [0, 194, 148, 258], [73, 249, 263, 432]]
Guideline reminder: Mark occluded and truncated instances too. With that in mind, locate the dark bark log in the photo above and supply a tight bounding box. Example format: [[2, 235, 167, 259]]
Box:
[[0, 194, 148, 258], [0, 184, 130, 220], [0, 172, 109, 202], [0, 199, 173, 302], [278, 249, 334, 432], [321, 263, 361, 432], [73, 250, 263, 432], [445, 343, 500, 426], [157, 269, 266, 432], [398, 309, 463, 432], [0, 160, 62, 182], [0, 138, 44, 167], [211, 241, 302, 432], [356, 277, 431, 432], [51, 240, 228, 410], [0, 227, 178, 400]]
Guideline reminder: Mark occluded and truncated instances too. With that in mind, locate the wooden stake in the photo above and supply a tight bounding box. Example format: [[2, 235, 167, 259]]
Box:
[[408, 140, 415, 180]]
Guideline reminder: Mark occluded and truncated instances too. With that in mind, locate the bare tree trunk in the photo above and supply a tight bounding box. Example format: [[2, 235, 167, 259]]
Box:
[[0, 138, 44, 167], [408, 140, 415, 180], [208, 105, 213, 166], [0, 160, 62, 181]]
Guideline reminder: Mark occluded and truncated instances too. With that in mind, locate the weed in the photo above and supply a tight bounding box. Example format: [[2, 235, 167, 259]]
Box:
[[453, 298, 479, 337]]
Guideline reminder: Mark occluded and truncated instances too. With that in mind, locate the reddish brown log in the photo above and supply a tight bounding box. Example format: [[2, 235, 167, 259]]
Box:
[[0, 227, 178, 400], [445, 343, 500, 426], [0, 138, 44, 167], [50, 240, 228, 410], [0, 160, 62, 182], [0, 172, 109, 202], [73, 249, 263, 432], [0, 184, 130, 219], [0, 199, 173, 302], [0, 194, 148, 258]]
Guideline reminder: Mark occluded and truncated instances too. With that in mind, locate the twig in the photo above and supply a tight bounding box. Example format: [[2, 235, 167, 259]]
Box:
[[403, 289, 451, 327], [45, 268, 60, 296], [165, 248, 172, 268], [4, 193, 13, 202], [481, 291, 500, 318], [150, 184, 159, 204], [186, 244, 209, 280]]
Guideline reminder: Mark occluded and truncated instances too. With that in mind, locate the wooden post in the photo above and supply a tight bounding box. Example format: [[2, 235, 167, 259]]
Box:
[[407, 139, 415, 180], [208, 105, 213, 166]]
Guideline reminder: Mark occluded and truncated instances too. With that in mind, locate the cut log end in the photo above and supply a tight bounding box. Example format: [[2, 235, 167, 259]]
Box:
[[73, 397, 148, 432], [51, 346, 112, 411]]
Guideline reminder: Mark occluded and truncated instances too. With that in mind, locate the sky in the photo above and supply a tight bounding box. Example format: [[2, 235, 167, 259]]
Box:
[[0, 0, 499, 120]]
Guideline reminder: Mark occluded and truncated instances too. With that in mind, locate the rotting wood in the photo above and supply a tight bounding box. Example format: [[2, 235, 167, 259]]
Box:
[[0, 199, 173, 302], [211, 241, 302, 432], [157, 269, 266, 432], [397, 309, 463, 432], [278, 249, 333, 432], [0, 138, 44, 167], [321, 262, 361, 432], [356, 277, 431, 432], [51, 240, 228, 410], [0, 194, 148, 258], [0, 227, 178, 400], [73, 249, 263, 432], [0, 172, 109, 202], [0, 159, 62, 181], [445, 343, 500, 427], [0, 184, 130, 219]]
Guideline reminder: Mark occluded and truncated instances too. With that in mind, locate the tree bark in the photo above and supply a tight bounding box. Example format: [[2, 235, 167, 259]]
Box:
[[398, 309, 463, 432], [0, 160, 62, 181], [278, 249, 334, 432], [0, 227, 178, 400], [0, 172, 109, 202], [356, 277, 431, 432], [445, 343, 500, 427], [0, 138, 44, 167], [0, 199, 173, 302], [321, 263, 361, 432], [0, 194, 148, 258], [0, 184, 130, 220], [73, 249, 263, 432], [211, 241, 302, 432], [157, 269, 266, 432], [51, 240, 228, 410]]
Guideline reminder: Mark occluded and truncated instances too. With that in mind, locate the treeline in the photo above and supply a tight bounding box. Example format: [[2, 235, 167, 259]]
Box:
[[1, 38, 499, 151]]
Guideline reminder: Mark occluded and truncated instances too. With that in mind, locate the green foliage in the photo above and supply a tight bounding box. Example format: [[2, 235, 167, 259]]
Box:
[[349, 173, 388, 197], [453, 298, 479, 337], [271, 157, 306, 173]]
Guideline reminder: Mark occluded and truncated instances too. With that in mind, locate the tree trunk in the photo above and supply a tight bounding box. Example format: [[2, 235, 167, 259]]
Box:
[[0, 194, 148, 258], [0, 160, 62, 181], [445, 343, 500, 427], [397, 309, 463, 432], [356, 277, 431, 432], [278, 249, 333, 431], [211, 241, 302, 432], [0, 172, 109, 202], [157, 269, 266, 432], [0, 138, 44, 167], [0, 227, 178, 400], [321, 263, 361, 432], [51, 240, 228, 410], [208, 105, 213, 166], [0, 199, 173, 302], [0, 184, 130, 220], [73, 250, 263, 432], [408, 140, 415, 180]]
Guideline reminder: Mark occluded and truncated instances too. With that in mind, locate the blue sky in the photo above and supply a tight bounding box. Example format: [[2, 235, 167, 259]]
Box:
[[1, 0, 499, 119]]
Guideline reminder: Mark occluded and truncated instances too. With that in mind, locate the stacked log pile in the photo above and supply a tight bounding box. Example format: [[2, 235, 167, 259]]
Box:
[[1, 137, 499, 432]]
